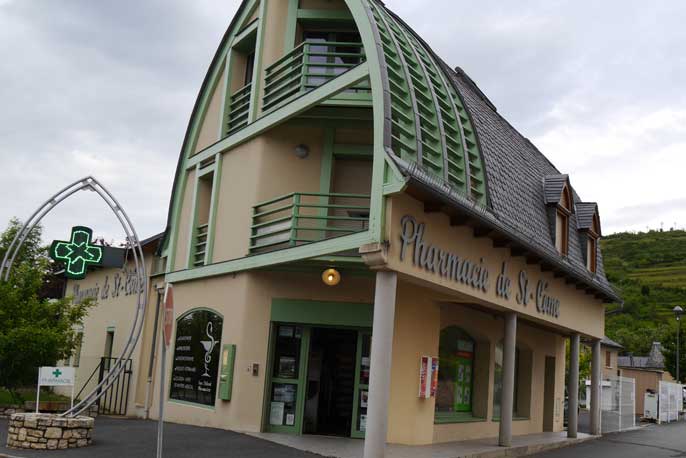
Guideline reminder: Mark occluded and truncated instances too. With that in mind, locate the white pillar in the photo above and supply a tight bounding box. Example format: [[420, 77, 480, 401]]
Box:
[[567, 334, 580, 438], [499, 312, 517, 447], [590, 339, 602, 435], [363, 271, 398, 458]]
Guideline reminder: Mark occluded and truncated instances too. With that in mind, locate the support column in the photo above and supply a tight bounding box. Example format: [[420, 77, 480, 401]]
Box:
[[590, 339, 602, 435], [499, 312, 517, 447], [363, 271, 398, 458], [567, 334, 580, 438]]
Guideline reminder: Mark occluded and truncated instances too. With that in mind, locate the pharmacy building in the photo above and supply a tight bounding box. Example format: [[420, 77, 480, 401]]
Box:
[[62, 0, 619, 452]]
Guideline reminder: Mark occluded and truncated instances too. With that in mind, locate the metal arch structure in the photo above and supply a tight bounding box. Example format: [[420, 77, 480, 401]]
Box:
[[0, 176, 148, 418]]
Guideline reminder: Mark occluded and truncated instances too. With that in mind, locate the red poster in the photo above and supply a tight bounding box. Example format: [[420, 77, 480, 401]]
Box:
[[418, 356, 429, 398], [430, 358, 439, 397]]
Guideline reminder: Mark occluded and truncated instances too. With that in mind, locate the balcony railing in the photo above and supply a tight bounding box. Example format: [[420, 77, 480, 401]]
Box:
[[226, 81, 252, 136], [193, 224, 209, 267], [250, 192, 371, 254], [262, 40, 370, 113]]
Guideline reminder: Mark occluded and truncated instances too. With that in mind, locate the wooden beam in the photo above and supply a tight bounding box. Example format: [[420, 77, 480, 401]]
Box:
[[473, 226, 493, 238], [424, 201, 443, 213], [450, 214, 470, 226], [510, 246, 527, 257]]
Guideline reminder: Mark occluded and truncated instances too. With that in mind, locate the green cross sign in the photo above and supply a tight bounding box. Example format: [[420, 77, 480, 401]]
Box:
[[52, 368, 62, 378], [49, 226, 103, 280]]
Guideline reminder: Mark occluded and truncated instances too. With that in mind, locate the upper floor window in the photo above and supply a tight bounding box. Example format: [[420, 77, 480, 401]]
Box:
[[586, 212, 600, 273], [605, 350, 612, 368], [555, 185, 572, 256]]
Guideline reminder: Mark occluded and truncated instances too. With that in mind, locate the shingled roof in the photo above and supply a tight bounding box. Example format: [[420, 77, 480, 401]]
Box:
[[378, 1, 619, 302], [576, 202, 601, 235]]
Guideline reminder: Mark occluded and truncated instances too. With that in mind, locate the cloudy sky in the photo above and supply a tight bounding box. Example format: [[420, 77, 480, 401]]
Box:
[[1, 0, 685, 244]]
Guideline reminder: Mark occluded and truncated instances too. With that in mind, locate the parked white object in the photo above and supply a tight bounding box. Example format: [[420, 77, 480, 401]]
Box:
[[658, 381, 684, 423]]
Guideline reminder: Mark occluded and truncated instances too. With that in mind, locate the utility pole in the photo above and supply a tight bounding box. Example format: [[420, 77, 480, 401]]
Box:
[[674, 306, 683, 382]]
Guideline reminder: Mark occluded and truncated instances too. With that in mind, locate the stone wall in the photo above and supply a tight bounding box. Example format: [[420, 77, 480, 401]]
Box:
[[0, 406, 26, 418], [6, 413, 94, 450]]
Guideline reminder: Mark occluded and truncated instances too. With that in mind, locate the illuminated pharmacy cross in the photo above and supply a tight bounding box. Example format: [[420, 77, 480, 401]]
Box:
[[52, 369, 62, 378], [50, 226, 103, 280]]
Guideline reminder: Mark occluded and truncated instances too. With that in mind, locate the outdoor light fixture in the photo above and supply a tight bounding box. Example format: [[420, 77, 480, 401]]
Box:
[[322, 268, 341, 286], [294, 144, 309, 159]]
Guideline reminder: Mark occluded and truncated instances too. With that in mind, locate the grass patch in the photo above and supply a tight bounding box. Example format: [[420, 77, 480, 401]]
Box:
[[0, 387, 71, 405]]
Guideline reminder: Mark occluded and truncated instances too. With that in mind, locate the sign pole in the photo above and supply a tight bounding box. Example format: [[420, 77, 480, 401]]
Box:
[[157, 284, 173, 458], [156, 333, 166, 458], [36, 382, 40, 414], [71, 382, 75, 411]]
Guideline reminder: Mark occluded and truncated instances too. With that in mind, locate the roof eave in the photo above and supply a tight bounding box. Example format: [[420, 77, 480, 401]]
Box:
[[391, 156, 621, 304]]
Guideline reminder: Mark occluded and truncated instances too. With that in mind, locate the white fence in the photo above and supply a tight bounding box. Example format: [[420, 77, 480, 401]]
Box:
[[585, 375, 636, 433], [658, 381, 684, 424]]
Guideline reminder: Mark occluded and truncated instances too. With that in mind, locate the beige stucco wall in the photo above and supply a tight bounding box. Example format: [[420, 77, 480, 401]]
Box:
[[385, 279, 565, 445], [173, 168, 197, 271], [149, 270, 376, 431], [602, 347, 620, 380], [209, 123, 325, 263], [58, 252, 158, 417], [194, 67, 225, 154], [621, 368, 663, 415], [384, 194, 606, 340]]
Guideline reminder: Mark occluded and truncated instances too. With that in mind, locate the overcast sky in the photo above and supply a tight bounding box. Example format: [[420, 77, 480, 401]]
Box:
[[1, 0, 685, 244]]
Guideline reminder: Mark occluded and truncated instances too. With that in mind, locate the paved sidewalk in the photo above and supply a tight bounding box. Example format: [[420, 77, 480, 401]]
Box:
[[530, 421, 686, 458], [0, 417, 317, 458]]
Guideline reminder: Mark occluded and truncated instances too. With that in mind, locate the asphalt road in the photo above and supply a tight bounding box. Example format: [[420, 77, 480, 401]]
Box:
[[532, 422, 686, 458], [0, 416, 317, 458]]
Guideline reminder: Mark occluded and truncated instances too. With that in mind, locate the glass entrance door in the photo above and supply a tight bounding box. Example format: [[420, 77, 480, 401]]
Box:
[[265, 324, 370, 437], [266, 324, 309, 433]]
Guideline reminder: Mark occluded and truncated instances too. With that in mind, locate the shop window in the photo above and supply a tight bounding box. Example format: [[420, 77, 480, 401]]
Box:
[[169, 309, 223, 407], [435, 327, 476, 417], [493, 342, 532, 420]]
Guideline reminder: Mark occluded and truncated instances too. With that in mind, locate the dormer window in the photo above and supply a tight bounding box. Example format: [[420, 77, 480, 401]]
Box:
[[554, 185, 572, 256], [576, 202, 602, 273], [585, 212, 600, 272], [543, 174, 575, 257]]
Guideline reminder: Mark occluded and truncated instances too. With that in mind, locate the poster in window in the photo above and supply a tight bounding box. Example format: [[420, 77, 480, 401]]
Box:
[[169, 309, 223, 406], [360, 390, 368, 408], [278, 356, 297, 378], [270, 402, 285, 425]]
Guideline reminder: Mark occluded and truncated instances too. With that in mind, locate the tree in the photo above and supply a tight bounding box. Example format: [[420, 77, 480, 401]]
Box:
[[0, 218, 93, 401]]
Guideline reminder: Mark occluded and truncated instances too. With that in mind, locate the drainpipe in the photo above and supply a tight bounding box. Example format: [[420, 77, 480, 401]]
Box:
[[144, 287, 164, 419]]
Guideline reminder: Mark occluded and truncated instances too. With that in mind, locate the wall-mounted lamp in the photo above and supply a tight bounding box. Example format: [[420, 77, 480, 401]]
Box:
[[322, 268, 341, 286], [294, 144, 310, 159]]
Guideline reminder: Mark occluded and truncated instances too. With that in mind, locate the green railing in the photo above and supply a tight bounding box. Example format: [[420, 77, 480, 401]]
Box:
[[262, 40, 370, 113], [226, 81, 252, 135], [193, 224, 209, 267], [250, 192, 371, 254]]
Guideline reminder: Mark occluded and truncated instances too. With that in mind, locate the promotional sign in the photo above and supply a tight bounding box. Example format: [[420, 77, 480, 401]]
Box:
[[418, 356, 439, 399], [169, 309, 223, 406], [37, 367, 75, 413], [39, 366, 75, 386]]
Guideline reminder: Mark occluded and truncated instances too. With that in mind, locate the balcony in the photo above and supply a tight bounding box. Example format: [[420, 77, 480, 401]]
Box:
[[250, 192, 371, 254], [193, 224, 209, 267], [226, 81, 252, 136], [262, 40, 370, 113]]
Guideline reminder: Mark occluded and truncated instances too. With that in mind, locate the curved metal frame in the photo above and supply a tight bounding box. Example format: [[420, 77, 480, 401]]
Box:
[[0, 176, 148, 417]]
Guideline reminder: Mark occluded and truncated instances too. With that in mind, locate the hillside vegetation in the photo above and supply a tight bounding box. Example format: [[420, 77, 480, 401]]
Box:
[[602, 230, 686, 375]]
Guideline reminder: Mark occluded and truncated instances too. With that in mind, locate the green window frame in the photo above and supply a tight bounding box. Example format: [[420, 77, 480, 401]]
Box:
[[434, 326, 482, 423]]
